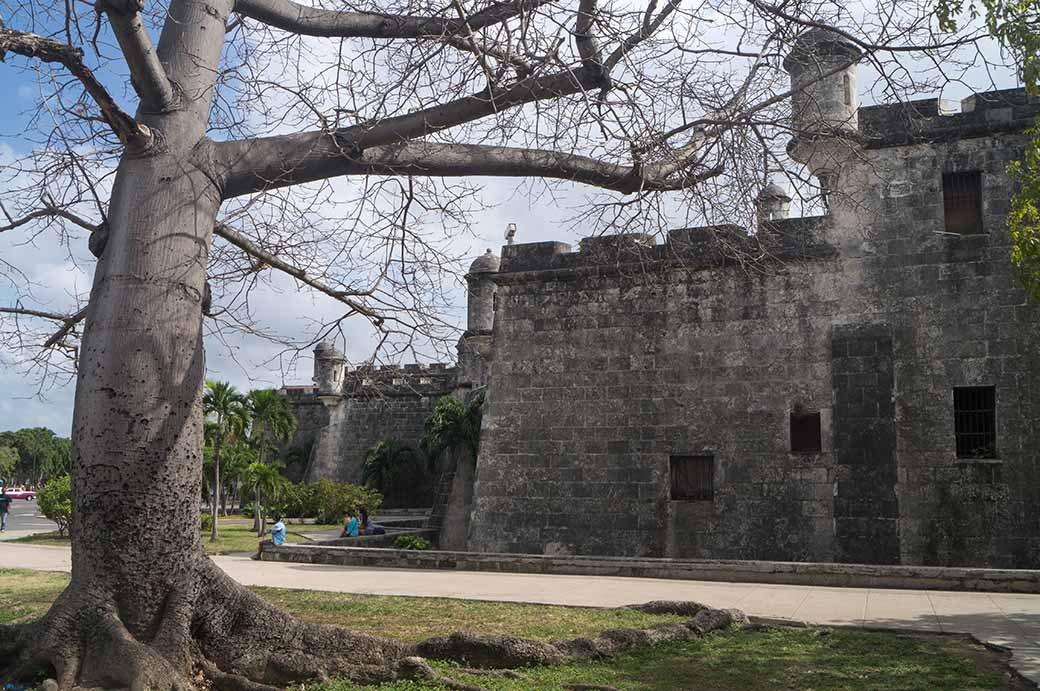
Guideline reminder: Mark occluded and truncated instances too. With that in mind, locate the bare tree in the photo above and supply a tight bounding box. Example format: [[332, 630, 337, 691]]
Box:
[[0, 0, 1003, 686]]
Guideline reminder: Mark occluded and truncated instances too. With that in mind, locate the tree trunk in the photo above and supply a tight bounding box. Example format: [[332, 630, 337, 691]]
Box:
[[0, 5, 406, 688], [211, 433, 221, 542], [252, 483, 261, 533]]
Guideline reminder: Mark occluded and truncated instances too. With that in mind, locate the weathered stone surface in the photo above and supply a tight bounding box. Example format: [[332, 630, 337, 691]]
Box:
[[465, 90, 1040, 567]]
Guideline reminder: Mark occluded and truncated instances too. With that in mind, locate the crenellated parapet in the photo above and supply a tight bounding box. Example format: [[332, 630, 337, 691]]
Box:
[[495, 224, 838, 279], [858, 88, 1040, 148], [342, 363, 458, 397]]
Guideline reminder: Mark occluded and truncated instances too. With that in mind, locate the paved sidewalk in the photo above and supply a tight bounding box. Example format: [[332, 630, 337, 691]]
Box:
[[4, 543, 1038, 685]]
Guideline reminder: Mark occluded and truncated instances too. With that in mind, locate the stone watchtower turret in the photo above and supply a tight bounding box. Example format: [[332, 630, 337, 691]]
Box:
[[757, 182, 792, 222], [312, 339, 346, 406], [466, 249, 500, 335], [784, 28, 863, 204], [458, 249, 500, 389]]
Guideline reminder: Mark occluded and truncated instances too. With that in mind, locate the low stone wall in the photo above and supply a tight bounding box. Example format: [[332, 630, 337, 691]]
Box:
[[260, 545, 1040, 593], [314, 528, 440, 549]]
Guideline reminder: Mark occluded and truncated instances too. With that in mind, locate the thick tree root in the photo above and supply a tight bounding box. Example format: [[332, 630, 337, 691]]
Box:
[[416, 602, 748, 668], [1, 555, 747, 691]]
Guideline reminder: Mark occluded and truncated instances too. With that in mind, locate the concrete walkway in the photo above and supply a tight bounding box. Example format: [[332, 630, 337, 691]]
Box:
[[3, 543, 1037, 686]]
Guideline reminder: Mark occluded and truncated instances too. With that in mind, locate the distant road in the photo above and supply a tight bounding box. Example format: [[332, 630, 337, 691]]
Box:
[[0, 499, 58, 540]]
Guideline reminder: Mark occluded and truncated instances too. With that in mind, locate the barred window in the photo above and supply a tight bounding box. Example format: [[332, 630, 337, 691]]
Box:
[[954, 386, 997, 458], [670, 455, 714, 501], [943, 171, 983, 234]]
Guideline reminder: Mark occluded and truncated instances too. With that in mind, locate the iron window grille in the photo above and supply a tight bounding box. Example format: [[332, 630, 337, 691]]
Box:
[[942, 171, 983, 234], [670, 455, 714, 501], [953, 386, 997, 458]]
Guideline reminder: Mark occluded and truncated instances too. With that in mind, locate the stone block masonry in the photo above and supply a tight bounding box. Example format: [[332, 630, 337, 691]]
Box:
[[302, 365, 457, 485], [467, 89, 1040, 566]]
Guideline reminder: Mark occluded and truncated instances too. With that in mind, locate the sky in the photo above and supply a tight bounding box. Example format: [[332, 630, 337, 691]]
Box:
[[0, 4, 1022, 436]]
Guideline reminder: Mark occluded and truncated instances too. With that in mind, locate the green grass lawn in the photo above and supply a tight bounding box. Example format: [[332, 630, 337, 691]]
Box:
[[0, 568, 1026, 691], [10, 522, 341, 554]]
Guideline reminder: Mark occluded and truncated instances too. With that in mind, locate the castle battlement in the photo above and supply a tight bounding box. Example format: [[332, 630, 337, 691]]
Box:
[[859, 88, 1040, 148], [497, 219, 837, 276]]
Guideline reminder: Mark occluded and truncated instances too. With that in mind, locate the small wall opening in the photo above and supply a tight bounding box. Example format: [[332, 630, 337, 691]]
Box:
[[670, 455, 714, 501], [942, 171, 983, 234], [790, 409, 822, 454], [843, 74, 852, 107], [954, 386, 997, 458]]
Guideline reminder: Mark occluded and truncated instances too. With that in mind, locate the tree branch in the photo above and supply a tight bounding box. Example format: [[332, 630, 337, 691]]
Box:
[[0, 198, 101, 234], [96, 0, 177, 112], [0, 26, 153, 150], [232, 0, 556, 38], [0, 306, 87, 349], [218, 66, 605, 195], [220, 139, 723, 198], [213, 223, 386, 324]]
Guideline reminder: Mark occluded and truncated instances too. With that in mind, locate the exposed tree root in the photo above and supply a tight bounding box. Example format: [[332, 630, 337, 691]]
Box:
[[398, 658, 493, 691], [1, 557, 747, 691], [416, 602, 747, 670]]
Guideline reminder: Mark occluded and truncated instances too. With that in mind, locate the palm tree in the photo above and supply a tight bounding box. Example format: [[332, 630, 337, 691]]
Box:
[[421, 392, 484, 468], [219, 441, 256, 516], [242, 461, 286, 537], [362, 439, 422, 503], [246, 389, 298, 466], [203, 381, 250, 542]]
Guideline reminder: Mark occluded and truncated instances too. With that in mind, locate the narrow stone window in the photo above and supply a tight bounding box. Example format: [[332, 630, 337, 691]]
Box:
[[843, 74, 852, 107], [954, 386, 997, 458], [942, 171, 983, 234], [790, 410, 822, 454], [419, 376, 433, 384], [669, 455, 714, 501]]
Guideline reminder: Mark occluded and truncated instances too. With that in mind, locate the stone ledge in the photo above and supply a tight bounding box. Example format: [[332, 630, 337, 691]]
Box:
[[260, 545, 1040, 593]]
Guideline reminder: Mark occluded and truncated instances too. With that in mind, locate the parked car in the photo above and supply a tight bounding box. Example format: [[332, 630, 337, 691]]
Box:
[[3, 486, 35, 500]]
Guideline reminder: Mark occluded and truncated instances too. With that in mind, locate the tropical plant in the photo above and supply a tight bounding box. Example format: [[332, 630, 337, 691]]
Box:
[[246, 389, 298, 466], [361, 439, 426, 505], [203, 381, 250, 541], [242, 462, 287, 536], [421, 393, 485, 468], [393, 535, 432, 551], [37, 474, 72, 537]]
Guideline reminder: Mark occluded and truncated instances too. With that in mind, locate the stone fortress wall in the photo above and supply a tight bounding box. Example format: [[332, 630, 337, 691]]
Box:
[[291, 29, 1040, 567], [299, 363, 459, 485], [289, 252, 499, 489], [466, 33, 1040, 567]]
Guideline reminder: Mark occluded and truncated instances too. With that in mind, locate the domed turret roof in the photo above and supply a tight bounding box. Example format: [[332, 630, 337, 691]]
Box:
[[784, 28, 862, 70], [758, 182, 791, 201], [469, 249, 501, 274], [314, 339, 344, 358]]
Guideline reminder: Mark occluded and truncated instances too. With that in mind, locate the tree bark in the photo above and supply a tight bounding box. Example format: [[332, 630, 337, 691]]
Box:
[[212, 432, 221, 542]]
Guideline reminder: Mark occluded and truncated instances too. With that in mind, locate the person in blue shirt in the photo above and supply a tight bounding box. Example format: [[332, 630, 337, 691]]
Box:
[[270, 515, 286, 546], [341, 509, 359, 538], [252, 514, 287, 559]]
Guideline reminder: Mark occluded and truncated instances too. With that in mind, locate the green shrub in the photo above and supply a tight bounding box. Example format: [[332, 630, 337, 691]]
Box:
[[37, 474, 72, 537], [241, 502, 256, 519], [262, 479, 381, 524], [393, 535, 431, 551], [200, 513, 213, 531]]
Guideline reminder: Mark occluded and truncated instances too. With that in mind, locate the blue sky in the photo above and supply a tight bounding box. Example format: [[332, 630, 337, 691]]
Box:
[[0, 10, 1023, 435]]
